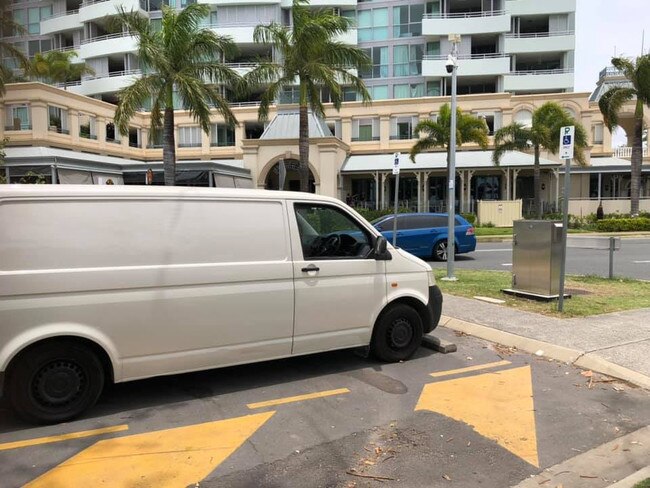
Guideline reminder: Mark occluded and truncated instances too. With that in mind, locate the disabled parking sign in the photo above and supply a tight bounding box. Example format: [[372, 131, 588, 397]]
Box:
[[559, 126, 575, 159]]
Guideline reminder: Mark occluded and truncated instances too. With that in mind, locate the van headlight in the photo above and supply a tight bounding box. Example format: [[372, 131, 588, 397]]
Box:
[[428, 271, 436, 287]]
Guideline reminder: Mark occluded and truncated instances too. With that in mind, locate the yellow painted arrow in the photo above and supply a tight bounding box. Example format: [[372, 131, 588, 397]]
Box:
[[26, 411, 275, 488], [416, 365, 539, 467]]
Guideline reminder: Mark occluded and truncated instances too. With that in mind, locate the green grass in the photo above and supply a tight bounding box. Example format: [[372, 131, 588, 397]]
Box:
[[633, 479, 650, 488], [474, 227, 513, 236], [433, 269, 650, 317]]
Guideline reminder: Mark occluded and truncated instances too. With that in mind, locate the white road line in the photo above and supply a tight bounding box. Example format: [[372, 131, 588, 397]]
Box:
[[633, 260, 650, 263], [475, 248, 511, 252], [501, 263, 512, 266]]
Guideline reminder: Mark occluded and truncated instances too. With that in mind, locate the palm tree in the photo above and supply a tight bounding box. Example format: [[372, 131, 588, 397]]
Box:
[[114, 4, 241, 186], [598, 55, 650, 216], [409, 103, 489, 212], [492, 102, 588, 219], [249, 0, 371, 192], [0, 0, 29, 95], [29, 51, 95, 89]]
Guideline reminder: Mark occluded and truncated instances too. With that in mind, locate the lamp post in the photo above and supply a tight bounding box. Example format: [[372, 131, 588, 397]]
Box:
[[442, 34, 460, 282]]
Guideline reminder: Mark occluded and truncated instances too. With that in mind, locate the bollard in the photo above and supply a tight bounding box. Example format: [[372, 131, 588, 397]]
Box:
[[608, 236, 615, 279]]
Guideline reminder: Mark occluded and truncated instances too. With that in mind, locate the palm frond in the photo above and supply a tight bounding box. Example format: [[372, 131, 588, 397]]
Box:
[[598, 86, 636, 130], [114, 75, 163, 136]]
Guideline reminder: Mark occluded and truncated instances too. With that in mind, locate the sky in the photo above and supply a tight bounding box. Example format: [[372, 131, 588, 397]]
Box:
[[574, 0, 650, 93]]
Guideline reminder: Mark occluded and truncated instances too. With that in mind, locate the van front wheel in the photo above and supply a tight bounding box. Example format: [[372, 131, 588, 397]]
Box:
[[7, 340, 105, 424], [371, 304, 423, 362]]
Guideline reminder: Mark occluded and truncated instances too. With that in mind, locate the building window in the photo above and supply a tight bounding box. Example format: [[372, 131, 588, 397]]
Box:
[[474, 112, 501, 135], [393, 44, 423, 76], [390, 115, 418, 140], [394, 83, 424, 99], [358, 8, 388, 42], [280, 86, 300, 104], [106, 122, 121, 143], [361, 46, 388, 79], [393, 4, 423, 38], [426, 41, 440, 56], [426, 80, 441, 96], [5, 104, 31, 130], [343, 87, 358, 102], [370, 85, 389, 100], [211, 123, 235, 146], [48, 106, 69, 134], [28, 39, 52, 57], [79, 114, 97, 140], [425, 1, 441, 15], [178, 126, 202, 147], [326, 119, 342, 138], [513, 109, 533, 128], [352, 118, 379, 142], [593, 123, 604, 144]]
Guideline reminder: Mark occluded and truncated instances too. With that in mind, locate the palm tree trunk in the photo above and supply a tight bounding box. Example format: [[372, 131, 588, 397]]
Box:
[[298, 102, 310, 192], [163, 107, 176, 186], [630, 108, 643, 216], [533, 144, 541, 219]]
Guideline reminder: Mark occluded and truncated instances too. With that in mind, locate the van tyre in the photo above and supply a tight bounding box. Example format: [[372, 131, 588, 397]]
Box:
[[7, 340, 105, 424], [371, 304, 423, 362]]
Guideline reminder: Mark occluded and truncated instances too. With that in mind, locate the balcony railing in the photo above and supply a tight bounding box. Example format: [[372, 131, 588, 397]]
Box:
[[505, 30, 574, 38], [42, 9, 79, 20], [55, 81, 82, 88], [509, 68, 573, 76], [83, 69, 142, 81], [351, 136, 380, 142], [614, 146, 649, 158], [81, 32, 131, 45], [423, 9, 505, 19], [423, 52, 507, 60], [47, 46, 79, 53], [599, 67, 625, 78], [4, 124, 32, 131]]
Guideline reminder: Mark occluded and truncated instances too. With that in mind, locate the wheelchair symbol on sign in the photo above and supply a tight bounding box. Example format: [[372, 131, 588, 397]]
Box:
[[563, 135, 572, 145]]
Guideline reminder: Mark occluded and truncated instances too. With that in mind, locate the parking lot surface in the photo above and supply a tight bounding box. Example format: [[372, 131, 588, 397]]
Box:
[[1, 328, 649, 488], [441, 238, 650, 280]]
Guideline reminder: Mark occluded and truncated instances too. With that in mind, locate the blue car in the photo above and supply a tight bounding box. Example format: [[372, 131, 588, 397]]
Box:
[[371, 213, 476, 261]]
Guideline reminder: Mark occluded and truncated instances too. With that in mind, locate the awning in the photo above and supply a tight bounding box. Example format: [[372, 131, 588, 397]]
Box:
[[341, 150, 560, 173]]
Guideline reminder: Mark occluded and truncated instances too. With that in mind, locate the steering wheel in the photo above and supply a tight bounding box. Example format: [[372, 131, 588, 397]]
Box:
[[313, 234, 341, 257]]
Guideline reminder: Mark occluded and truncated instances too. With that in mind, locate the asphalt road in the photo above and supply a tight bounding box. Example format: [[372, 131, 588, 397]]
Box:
[[1, 329, 649, 488], [441, 237, 650, 280]]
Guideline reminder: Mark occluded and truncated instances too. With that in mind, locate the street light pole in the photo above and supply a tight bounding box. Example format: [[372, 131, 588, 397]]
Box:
[[442, 35, 460, 282]]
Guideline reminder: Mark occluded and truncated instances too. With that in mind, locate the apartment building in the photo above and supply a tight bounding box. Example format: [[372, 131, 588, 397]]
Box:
[[2, 0, 576, 104]]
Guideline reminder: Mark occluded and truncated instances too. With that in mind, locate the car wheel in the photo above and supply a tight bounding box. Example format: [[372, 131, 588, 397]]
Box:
[[433, 240, 448, 261], [370, 304, 423, 362], [7, 340, 105, 424]]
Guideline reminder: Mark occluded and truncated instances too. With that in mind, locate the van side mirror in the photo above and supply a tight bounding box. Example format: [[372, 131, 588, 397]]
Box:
[[373, 236, 391, 260]]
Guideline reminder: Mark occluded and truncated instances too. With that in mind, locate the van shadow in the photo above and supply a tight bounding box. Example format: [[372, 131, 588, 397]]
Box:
[[0, 346, 438, 433]]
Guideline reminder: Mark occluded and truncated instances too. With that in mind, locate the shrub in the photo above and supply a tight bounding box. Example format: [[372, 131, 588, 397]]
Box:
[[481, 221, 495, 228], [461, 213, 476, 225], [595, 218, 650, 232], [354, 206, 411, 222]]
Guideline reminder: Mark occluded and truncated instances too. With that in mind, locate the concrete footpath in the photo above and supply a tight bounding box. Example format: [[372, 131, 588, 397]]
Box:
[[440, 294, 650, 389]]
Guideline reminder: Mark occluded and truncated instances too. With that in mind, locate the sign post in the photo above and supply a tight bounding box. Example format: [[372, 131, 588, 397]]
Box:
[[558, 126, 574, 312], [392, 153, 400, 247]]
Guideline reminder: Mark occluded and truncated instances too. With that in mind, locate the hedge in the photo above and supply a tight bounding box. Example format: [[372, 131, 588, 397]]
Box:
[[594, 218, 650, 232], [461, 213, 477, 225]]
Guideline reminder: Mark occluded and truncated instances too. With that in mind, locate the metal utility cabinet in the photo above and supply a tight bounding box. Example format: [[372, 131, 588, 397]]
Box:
[[510, 220, 563, 298]]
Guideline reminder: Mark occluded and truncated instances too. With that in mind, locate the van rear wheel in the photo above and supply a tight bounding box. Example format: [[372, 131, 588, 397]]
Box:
[[7, 340, 104, 424], [371, 304, 423, 362]]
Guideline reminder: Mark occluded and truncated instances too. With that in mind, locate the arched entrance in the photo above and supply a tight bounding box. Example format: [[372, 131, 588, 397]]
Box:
[[265, 159, 315, 192]]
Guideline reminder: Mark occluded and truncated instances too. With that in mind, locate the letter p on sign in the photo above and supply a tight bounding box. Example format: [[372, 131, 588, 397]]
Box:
[[560, 126, 575, 160]]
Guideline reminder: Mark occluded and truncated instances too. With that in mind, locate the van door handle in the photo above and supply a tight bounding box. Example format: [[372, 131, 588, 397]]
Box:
[[301, 265, 320, 272]]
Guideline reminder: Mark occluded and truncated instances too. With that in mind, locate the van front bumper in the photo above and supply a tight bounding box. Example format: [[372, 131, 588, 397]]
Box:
[[425, 285, 443, 333]]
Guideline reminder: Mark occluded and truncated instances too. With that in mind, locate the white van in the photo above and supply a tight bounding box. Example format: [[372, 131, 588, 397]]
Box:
[[0, 185, 442, 423]]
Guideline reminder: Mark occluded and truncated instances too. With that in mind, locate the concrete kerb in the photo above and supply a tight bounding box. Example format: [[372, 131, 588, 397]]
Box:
[[476, 231, 650, 244], [440, 315, 650, 390]]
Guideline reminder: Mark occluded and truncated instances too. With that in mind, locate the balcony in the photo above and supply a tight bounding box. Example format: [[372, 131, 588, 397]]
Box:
[[614, 147, 649, 159], [78, 70, 142, 96], [422, 10, 511, 36], [209, 24, 256, 45], [78, 33, 138, 60], [503, 68, 574, 92], [504, 31, 575, 54], [505, 0, 576, 16], [79, 0, 143, 23], [423, 53, 510, 77], [41, 10, 82, 35]]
